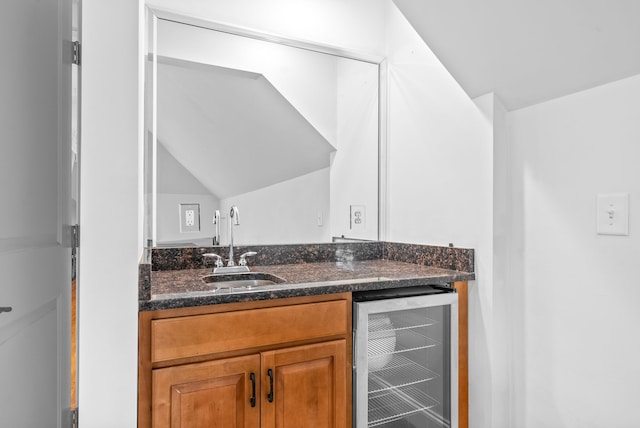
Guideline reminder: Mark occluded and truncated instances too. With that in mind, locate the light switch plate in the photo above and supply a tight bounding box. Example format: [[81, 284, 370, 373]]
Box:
[[179, 203, 200, 233], [596, 193, 629, 236]]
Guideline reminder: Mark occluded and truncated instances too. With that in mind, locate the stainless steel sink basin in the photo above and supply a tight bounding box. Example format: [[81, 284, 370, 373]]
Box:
[[201, 272, 286, 291]]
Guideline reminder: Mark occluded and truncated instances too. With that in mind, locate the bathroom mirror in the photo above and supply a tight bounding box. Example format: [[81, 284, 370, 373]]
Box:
[[145, 12, 383, 248]]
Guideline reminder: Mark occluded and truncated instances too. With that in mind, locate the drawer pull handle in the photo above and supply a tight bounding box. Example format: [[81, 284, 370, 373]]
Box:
[[267, 368, 274, 403], [0, 307, 12, 314], [249, 373, 256, 407]]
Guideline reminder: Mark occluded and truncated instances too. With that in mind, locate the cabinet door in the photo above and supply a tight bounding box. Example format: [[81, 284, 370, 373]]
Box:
[[261, 340, 347, 428], [153, 354, 260, 428]]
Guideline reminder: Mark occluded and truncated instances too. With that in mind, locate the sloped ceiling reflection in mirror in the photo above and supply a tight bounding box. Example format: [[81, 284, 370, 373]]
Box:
[[156, 141, 211, 195], [157, 58, 336, 200]]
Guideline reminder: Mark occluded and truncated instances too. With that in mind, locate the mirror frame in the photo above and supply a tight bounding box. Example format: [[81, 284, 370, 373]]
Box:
[[144, 6, 389, 254]]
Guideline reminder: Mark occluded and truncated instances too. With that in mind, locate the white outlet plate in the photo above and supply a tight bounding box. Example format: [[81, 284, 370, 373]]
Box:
[[596, 193, 629, 236], [179, 203, 200, 233], [185, 210, 195, 226], [350, 205, 365, 230]]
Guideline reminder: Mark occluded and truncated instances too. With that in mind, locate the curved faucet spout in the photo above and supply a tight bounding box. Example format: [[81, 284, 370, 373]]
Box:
[[230, 206, 240, 226], [212, 209, 221, 245], [228, 206, 240, 266]]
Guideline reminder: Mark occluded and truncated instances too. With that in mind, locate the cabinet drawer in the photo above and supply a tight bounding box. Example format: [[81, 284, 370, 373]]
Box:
[[151, 300, 348, 363]]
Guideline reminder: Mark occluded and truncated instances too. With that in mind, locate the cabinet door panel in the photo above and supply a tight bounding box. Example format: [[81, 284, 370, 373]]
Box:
[[262, 340, 346, 428], [153, 354, 260, 428]]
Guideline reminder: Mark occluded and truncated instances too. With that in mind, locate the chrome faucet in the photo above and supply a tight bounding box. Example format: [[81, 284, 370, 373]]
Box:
[[239, 251, 257, 266], [202, 253, 224, 271], [212, 209, 221, 246], [227, 206, 240, 266], [203, 250, 257, 274], [205, 206, 257, 274]]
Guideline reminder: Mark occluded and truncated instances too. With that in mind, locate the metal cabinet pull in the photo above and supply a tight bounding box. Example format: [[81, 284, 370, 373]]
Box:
[[249, 373, 256, 407], [0, 307, 12, 314], [267, 369, 274, 403]]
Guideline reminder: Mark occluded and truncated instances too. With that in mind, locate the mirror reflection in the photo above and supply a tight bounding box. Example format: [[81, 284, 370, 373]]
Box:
[[149, 18, 380, 247]]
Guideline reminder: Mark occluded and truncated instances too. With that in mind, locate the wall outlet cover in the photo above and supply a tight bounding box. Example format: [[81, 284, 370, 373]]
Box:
[[179, 203, 200, 233], [350, 205, 365, 230]]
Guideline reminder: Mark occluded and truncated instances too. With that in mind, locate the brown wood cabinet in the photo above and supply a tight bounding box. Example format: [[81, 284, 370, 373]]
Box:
[[153, 354, 260, 428], [453, 281, 469, 428], [139, 284, 469, 428], [262, 340, 346, 428], [139, 293, 352, 428]]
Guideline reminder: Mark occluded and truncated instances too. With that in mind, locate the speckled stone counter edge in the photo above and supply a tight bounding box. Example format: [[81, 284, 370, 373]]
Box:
[[139, 241, 474, 302], [138, 263, 151, 300], [139, 273, 474, 311]]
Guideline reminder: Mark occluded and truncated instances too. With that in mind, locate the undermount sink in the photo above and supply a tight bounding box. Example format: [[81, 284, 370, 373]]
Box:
[[201, 272, 286, 291]]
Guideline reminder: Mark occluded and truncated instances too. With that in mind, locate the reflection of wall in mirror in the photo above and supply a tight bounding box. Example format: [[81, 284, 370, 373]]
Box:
[[156, 143, 218, 244], [220, 168, 331, 246], [157, 19, 337, 148], [156, 59, 334, 201], [330, 58, 379, 240], [153, 18, 379, 246], [157, 141, 331, 246]]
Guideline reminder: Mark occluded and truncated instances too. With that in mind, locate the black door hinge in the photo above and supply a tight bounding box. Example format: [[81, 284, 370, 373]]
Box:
[[61, 224, 80, 249], [72, 41, 81, 66], [71, 224, 79, 249], [71, 407, 78, 428]]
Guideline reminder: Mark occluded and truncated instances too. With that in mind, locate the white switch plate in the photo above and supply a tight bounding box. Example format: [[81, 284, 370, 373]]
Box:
[[179, 203, 200, 233], [596, 193, 629, 236], [350, 205, 365, 230]]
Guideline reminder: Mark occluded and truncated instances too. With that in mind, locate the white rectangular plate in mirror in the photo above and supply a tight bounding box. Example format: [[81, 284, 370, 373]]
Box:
[[145, 11, 382, 248]]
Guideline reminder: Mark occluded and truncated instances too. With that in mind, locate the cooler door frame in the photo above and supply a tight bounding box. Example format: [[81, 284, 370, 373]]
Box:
[[353, 292, 459, 428]]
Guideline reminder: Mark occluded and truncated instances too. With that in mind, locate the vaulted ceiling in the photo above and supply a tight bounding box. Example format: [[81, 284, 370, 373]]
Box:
[[394, 0, 640, 110]]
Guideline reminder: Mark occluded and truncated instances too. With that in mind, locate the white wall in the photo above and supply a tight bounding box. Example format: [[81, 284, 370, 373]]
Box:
[[507, 74, 640, 428], [79, 0, 141, 427], [385, 5, 495, 427], [220, 168, 330, 246], [474, 93, 511, 428], [490, 95, 511, 428]]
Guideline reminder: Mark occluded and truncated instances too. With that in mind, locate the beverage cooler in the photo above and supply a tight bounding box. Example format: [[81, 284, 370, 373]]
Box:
[[353, 285, 458, 428]]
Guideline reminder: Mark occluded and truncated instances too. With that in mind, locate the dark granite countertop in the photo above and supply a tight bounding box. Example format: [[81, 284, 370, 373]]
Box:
[[140, 258, 474, 311]]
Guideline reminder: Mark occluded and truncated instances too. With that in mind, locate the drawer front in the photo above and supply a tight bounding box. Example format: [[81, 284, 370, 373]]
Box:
[[151, 300, 348, 363]]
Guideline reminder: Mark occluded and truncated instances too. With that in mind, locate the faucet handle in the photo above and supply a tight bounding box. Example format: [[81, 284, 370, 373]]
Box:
[[238, 251, 257, 266], [203, 253, 224, 268]]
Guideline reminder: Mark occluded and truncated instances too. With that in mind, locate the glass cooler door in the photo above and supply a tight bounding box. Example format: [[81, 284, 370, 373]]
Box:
[[353, 290, 458, 428]]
